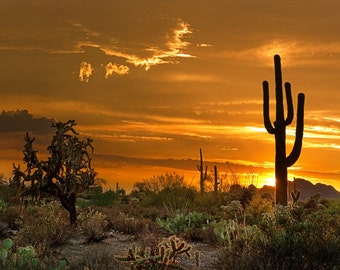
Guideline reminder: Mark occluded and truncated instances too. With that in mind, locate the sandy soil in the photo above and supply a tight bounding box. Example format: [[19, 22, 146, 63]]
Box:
[[55, 233, 222, 269]]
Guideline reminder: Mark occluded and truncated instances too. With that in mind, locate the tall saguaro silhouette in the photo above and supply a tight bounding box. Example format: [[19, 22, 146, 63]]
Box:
[[262, 55, 305, 205]]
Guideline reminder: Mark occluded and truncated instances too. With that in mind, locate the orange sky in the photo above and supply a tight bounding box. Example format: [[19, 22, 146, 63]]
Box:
[[1, 1, 340, 191]]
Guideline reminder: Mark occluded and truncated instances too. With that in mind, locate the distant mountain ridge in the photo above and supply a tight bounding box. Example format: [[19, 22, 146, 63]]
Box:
[[287, 178, 340, 200], [260, 178, 340, 201]]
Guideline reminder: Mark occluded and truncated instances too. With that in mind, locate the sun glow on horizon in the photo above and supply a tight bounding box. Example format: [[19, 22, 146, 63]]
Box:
[[261, 177, 276, 187]]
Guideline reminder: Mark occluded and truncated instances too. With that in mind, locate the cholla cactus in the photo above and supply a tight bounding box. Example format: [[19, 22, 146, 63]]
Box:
[[116, 236, 200, 269]]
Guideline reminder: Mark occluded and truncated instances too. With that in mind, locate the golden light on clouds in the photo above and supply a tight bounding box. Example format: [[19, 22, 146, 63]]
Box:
[[98, 19, 194, 71], [221, 38, 340, 68], [126, 20, 195, 70], [167, 20, 192, 54], [105, 62, 129, 78], [256, 39, 300, 66], [79, 61, 93, 82]]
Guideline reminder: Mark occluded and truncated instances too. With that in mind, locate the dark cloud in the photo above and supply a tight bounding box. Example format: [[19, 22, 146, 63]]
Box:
[[0, 110, 53, 134]]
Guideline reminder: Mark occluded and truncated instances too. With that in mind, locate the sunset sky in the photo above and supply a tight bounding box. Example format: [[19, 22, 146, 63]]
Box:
[[1, 1, 340, 191]]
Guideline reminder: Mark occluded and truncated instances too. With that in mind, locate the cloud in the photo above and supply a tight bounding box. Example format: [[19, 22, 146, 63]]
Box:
[[197, 43, 213, 48], [79, 61, 94, 82], [164, 73, 219, 83], [0, 110, 53, 134], [101, 19, 195, 71], [105, 62, 129, 78]]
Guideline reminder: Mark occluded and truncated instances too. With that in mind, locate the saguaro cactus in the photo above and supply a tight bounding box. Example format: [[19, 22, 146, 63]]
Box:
[[291, 178, 301, 204], [263, 55, 305, 206], [214, 165, 220, 195], [197, 148, 207, 194]]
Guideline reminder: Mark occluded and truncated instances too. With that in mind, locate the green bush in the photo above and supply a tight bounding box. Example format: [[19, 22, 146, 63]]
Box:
[[156, 211, 207, 235], [213, 202, 340, 270], [17, 201, 73, 255], [0, 199, 8, 211], [0, 238, 66, 270], [78, 189, 121, 207]]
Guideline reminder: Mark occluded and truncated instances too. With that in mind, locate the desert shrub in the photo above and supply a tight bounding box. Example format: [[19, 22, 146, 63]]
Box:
[[245, 194, 273, 225], [91, 190, 121, 207], [138, 186, 196, 215], [79, 208, 108, 242], [220, 200, 244, 222], [131, 173, 196, 214], [0, 205, 22, 231], [0, 199, 8, 211], [213, 202, 340, 269], [183, 225, 218, 244], [156, 211, 208, 235], [78, 188, 122, 208], [0, 180, 20, 205], [223, 184, 256, 209], [139, 205, 167, 221], [192, 192, 225, 215], [132, 172, 187, 195], [68, 245, 119, 270], [17, 201, 72, 255], [0, 238, 67, 270], [110, 212, 154, 235]]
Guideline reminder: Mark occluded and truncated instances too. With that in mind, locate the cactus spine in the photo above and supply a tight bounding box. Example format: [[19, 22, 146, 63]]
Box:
[[263, 55, 305, 206], [197, 148, 208, 194]]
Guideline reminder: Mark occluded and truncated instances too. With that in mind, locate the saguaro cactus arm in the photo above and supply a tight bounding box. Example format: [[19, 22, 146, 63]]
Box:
[[286, 93, 305, 167], [284, 82, 294, 125], [263, 81, 275, 134]]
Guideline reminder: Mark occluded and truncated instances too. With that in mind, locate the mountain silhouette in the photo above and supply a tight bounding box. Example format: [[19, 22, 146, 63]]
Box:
[[287, 178, 340, 200], [259, 178, 340, 201]]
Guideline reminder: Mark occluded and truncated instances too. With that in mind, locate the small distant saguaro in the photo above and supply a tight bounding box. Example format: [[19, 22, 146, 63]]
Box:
[[197, 148, 207, 194], [262, 55, 305, 206]]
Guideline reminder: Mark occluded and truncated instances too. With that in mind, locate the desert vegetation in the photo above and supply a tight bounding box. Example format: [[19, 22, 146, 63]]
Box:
[[1, 168, 339, 269]]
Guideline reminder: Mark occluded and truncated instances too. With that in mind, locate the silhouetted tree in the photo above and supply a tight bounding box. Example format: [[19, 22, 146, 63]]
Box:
[[13, 120, 96, 224]]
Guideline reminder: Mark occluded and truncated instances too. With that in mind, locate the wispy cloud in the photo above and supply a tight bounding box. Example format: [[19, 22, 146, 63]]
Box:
[[164, 73, 219, 83], [97, 134, 174, 143], [105, 62, 129, 78], [79, 61, 94, 82]]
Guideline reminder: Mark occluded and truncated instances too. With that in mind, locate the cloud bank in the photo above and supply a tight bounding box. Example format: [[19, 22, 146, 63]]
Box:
[[0, 110, 53, 134]]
